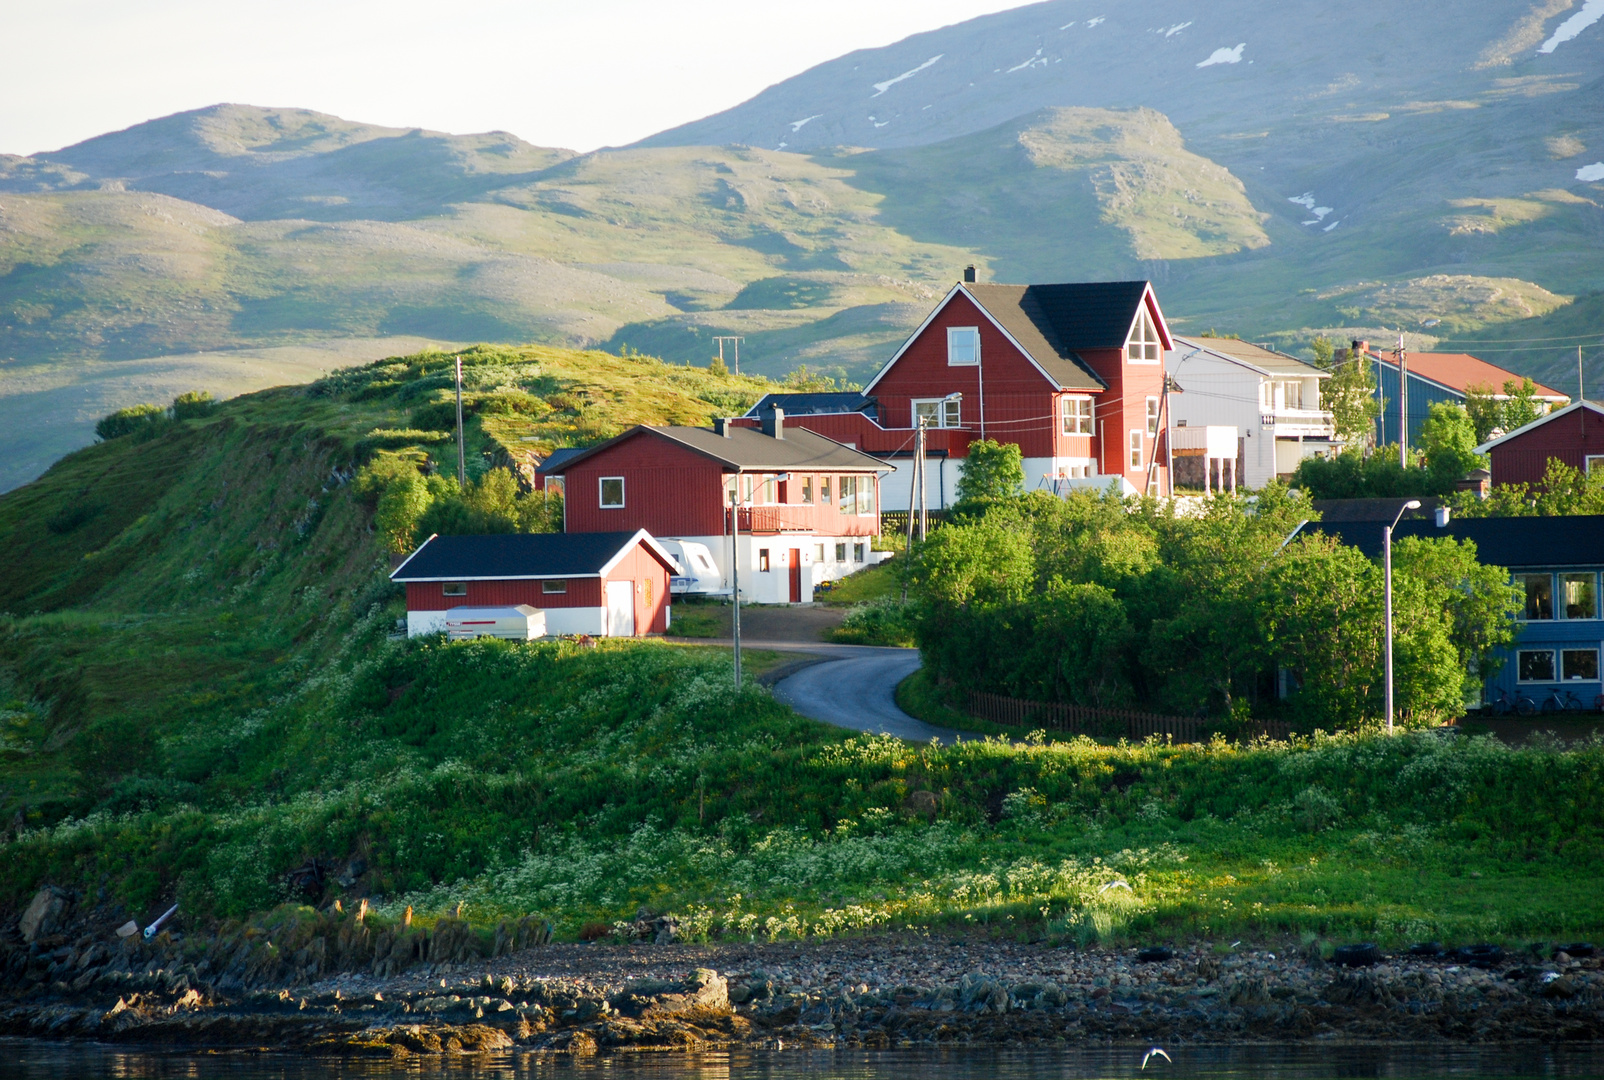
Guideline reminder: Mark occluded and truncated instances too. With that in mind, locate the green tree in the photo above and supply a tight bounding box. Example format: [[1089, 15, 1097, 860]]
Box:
[[1419, 401, 1485, 486], [1392, 536, 1520, 697], [955, 439, 1025, 504], [1501, 377, 1545, 434], [94, 403, 164, 441], [374, 473, 433, 554], [171, 390, 216, 420], [1323, 351, 1380, 449], [1463, 382, 1503, 444], [1310, 335, 1335, 370]]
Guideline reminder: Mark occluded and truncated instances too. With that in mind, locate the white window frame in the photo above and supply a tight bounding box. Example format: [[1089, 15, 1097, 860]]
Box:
[[1125, 307, 1161, 363], [1283, 380, 1302, 410], [947, 326, 980, 367], [1562, 647, 1600, 682], [1060, 395, 1092, 435], [913, 397, 962, 429], [1561, 572, 1598, 620], [1260, 380, 1274, 409], [542, 579, 567, 594], [1146, 396, 1161, 437], [599, 476, 625, 508], [1588, 455, 1604, 475], [1517, 648, 1557, 683], [442, 582, 467, 597], [1518, 572, 1554, 621], [1128, 429, 1144, 470]]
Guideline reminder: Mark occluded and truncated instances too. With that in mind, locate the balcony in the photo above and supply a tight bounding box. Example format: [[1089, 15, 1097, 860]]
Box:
[[734, 506, 817, 534], [1261, 407, 1335, 438]]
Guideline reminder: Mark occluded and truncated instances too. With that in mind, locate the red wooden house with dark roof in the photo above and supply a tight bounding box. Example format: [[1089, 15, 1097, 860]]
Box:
[[538, 416, 890, 603], [1475, 400, 1604, 487], [752, 274, 1174, 503]]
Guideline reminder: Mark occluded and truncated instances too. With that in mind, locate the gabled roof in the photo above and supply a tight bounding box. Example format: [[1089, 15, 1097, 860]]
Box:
[[1302, 514, 1604, 569], [864, 279, 1170, 395], [536, 447, 587, 475], [1369, 351, 1567, 400], [1474, 399, 1604, 454], [1174, 336, 1329, 379], [390, 529, 678, 582], [540, 424, 891, 476], [744, 392, 876, 417]]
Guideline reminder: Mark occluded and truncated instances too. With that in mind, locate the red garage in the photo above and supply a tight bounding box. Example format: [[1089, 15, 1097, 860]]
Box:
[[392, 529, 677, 638]]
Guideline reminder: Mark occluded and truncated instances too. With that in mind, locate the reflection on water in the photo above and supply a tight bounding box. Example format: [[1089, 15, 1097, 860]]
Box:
[[0, 1045, 1600, 1080]]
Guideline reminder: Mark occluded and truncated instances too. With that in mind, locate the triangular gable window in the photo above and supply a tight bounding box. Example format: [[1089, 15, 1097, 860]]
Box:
[[1126, 307, 1161, 363]]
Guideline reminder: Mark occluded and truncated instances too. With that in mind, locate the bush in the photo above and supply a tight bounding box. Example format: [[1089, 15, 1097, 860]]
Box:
[[94, 403, 164, 441], [827, 596, 918, 646], [171, 390, 216, 420]]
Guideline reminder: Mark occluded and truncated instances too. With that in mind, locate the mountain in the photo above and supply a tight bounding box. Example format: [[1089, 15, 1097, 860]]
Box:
[[3, 1, 1604, 489]]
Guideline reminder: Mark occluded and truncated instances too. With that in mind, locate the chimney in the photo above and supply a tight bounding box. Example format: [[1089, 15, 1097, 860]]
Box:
[[1435, 506, 1452, 528], [761, 406, 785, 440], [963, 265, 978, 283], [713, 417, 732, 438], [1351, 339, 1370, 357]]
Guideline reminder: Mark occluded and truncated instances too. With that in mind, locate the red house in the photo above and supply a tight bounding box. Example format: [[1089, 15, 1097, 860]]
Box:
[[540, 417, 890, 603], [1476, 400, 1604, 487], [392, 530, 676, 638], [751, 274, 1174, 504]]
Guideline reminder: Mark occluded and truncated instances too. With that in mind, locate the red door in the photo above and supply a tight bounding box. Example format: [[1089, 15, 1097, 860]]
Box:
[[789, 548, 802, 603]]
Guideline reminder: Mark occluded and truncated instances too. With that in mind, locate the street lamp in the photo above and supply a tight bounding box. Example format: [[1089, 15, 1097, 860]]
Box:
[[1383, 499, 1422, 734]]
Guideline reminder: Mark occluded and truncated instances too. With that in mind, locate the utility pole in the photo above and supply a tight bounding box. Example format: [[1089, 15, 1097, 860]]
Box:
[[730, 490, 742, 687], [454, 355, 466, 489], [1396, 330, 1408, 468], [713, 336, 744, 375], [905, 417, 923, 550], [916, 416, 929, 542]]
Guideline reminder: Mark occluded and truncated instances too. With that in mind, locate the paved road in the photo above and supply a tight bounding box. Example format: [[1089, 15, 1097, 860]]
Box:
[[763, 643, 965, 743]]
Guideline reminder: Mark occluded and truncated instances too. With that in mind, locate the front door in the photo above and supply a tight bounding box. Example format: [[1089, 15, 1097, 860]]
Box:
[[606, 580, 635, 637], [789, 548, 802, 603]]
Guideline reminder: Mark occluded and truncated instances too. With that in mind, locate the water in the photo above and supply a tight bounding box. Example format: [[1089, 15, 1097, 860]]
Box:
[[0, 1045, 1600, 1080]]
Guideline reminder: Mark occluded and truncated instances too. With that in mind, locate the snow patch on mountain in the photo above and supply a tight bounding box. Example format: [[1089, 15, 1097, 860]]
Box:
[[1576, 162, 1604, 182], [1162, 22, 1194, 37], [872, 55, 943, 97], [1198, 43, 1246, 67], [789, 115, 823, 133], [1538, 0, 1604, 53], [1008, 48, 1050, 73]]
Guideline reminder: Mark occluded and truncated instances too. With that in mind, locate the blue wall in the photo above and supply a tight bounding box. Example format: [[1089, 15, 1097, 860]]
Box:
[[1483, 567, 1604, 710], [1371, 358, 1462, 449]]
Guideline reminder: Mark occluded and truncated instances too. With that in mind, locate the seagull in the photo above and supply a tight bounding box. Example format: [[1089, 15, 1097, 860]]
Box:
[[1099, 879, 1132, 894], [1142, 1048, 1172, 1069]]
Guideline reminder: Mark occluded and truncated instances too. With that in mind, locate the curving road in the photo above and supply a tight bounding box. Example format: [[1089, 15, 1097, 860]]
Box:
[[764, 643, 965, 743]]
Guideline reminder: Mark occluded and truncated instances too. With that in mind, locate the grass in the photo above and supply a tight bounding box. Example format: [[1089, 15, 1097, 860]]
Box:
[[817, 558, 902, 606]]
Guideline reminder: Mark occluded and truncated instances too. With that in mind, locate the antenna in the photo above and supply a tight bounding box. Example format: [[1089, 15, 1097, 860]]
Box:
[[713, 336, 744, 375]]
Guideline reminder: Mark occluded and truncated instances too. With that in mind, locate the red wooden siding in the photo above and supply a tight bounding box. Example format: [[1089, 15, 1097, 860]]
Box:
[[604, 542, 672, 634], [1489, 409, 1604, 486], [563, 433, 729, 536], [406, 577, 603, 612]]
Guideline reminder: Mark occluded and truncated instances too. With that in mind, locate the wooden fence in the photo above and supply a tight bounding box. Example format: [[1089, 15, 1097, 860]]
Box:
[[967, 691, 1295, 744], [879, 510, 948, 537]]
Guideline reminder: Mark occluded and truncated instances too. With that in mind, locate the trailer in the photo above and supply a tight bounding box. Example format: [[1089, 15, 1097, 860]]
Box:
[[444, 605, 546, 641]]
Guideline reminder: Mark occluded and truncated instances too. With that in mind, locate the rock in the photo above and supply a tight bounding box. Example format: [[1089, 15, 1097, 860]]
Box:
[[19, 888, 71, 944], [613, 969, 729, 1017], [903, 791, 939, 817], [1541, 975, 1578, 999]]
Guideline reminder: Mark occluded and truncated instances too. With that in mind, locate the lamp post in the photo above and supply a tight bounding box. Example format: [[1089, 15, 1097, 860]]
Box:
[[1383, 498, 1422, 734]]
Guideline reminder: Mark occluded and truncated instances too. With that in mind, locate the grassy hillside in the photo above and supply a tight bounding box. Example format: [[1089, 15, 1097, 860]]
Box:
[[1, 346, 1601, 950]]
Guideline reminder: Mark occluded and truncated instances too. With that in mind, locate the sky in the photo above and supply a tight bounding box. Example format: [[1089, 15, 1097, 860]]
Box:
[[3, 0, 1030, 157]]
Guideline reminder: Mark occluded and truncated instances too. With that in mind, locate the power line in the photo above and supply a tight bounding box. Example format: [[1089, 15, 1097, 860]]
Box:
[[1429, 332, 1603, 344]]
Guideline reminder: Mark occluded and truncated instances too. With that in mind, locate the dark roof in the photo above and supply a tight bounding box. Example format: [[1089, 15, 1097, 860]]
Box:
[[391, 531, 669, 581], [536, 447, 587, 475], [744, 392, 876, 417], [1303, 515, 1604, 568], [1310, 498, 1441, 524], [963, 282, 1158, 390], [542, 424, 891, 475]]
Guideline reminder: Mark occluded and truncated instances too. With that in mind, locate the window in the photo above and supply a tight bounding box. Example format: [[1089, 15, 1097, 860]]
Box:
[[1563, 648, 1599, 681], [543, 579, 567, 594], [758, 549, 771, 572], [759, 474, 777, 505], [1589, 455, 1604, 475], [442, 582, 467, 597], [802, 475, 814, 504], [854, 543, 866, 563], [1061, 396, 1092, 435], [1146, 396, 1161, 437], [835, 542, 847, 562], [1126, 307, 1161, 362], [1260, 381, 1274, 409], [821, 477, 832, 504], [1282, 381, 1302, 410], [840, 476, 859, 513], [947, 326, 980, 366], [1518, 649, 1556, 682], [1519, 573, 1554, 620], [815, 543, 825, 562], [599, 476, 625, 508], [1562, 573, 1596, 619], [914, 397, 962, 428], [1128, 429, 1143, 470]]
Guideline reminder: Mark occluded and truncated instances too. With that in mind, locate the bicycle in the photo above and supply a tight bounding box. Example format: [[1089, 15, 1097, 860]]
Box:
[[1489, 689, 1537, 716], [1541, 688, 1585, 715]]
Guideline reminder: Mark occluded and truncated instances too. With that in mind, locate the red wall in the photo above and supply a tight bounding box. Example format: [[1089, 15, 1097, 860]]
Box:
[[407, 577, 603, 611], [563, 428, 878, 538], [1489, 409, 1604, 486], [606, 542, 672, 634], [564, 433, 729, 536]]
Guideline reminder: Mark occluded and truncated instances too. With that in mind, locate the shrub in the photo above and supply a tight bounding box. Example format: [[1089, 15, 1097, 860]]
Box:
[[171, 390, 216, 420], [94, 403, 164, 441], [828, 596, 917, 647]]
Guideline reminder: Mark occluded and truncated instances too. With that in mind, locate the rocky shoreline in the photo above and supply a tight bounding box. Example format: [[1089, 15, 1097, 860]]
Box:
[[4, 928, 1603, 1055]]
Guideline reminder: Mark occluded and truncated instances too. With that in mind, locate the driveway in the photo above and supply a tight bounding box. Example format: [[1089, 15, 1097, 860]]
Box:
[[761, 643, 965, 744]]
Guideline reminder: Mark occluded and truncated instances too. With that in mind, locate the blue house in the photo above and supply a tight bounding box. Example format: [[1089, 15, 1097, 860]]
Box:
[[1304, 512, 1604, 712], [1355, 344, 1567, 449]]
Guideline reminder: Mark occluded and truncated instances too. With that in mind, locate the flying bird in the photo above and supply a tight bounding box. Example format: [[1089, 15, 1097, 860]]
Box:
[[1142, 1048, 1172, 1069]]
